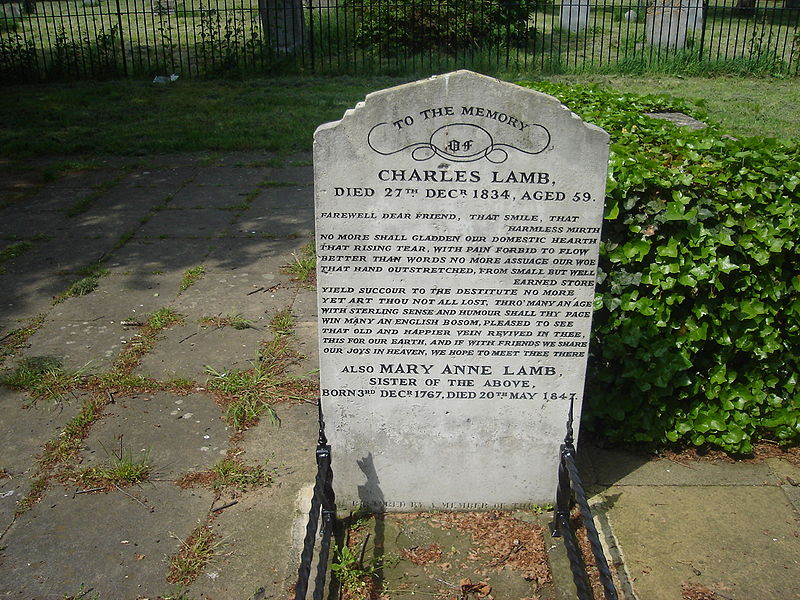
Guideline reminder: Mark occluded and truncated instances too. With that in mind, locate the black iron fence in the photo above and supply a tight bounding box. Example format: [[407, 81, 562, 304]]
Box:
[[295, 401, 336, 600], [1, 0, 798, 81], [552, 402, 619, 600]]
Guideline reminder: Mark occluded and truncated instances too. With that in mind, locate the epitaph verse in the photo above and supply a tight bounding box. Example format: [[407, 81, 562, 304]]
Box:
[[314, 71, 609, 511]]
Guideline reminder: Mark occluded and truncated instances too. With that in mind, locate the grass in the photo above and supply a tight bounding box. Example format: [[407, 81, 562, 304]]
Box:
[[65, 176, 123, 217], [0, 240, 33, 273], [269, 308, 295, 337], [53, 261, 111, 304], [0, 356, 84, 402], [167, 524, 219, 585], [178, 457, 271, 491], [199, 313, 252, 330], [179, 265, 205, 292], [0, 313, 46, 365], [284, 240, 317, 286], [0, 75, 795, 167], [74, 447, 151, 488], [147, 307, 184, 330]]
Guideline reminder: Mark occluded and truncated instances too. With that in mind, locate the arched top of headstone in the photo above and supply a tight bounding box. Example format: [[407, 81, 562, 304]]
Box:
[[315, 71, 608, 168]]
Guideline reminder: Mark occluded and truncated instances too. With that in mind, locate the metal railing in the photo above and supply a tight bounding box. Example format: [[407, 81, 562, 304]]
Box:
[[294, 401, 336, 600], [1, 0, 798, 82], [551, 401, 619, 600]]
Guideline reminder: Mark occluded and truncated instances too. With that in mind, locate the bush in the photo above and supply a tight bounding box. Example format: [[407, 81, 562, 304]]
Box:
[[351, 0, 539, 55], [518, 82, 800, 454]]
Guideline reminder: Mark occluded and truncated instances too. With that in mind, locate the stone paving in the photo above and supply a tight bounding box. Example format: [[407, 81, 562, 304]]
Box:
[[1, 154, 799, 600]]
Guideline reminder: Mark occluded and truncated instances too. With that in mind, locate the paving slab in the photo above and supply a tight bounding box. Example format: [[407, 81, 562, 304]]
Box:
[[49, 272, 184, 319], [80, 392, 229, 479], [170, 185, 260, 210], [171, 268, 297, 318], [0, 387, 82, 532], [0, 233, 117, 277], [107, 238, 220, 275], [137, 323, 270, 382], [203, 237, 308, 273], [86, 184, 178, 212], [0, 209, 72, 239], [188, 403, 318, 599], [190, 167, 273, 188], [43, 167, 125, 190], [3, 186, 97, 213], [232, 187, 314, 238], [596, 485, 800, 600], [288, 287, 319, 380], [17, 315, 132, 374], [0, 272, 73, 322], [263, 165, 313, 185], [582, 447, 779, 487], [120, 166, 199, 189], [136, 208, 236, 239], [0, 482, 214, 598]]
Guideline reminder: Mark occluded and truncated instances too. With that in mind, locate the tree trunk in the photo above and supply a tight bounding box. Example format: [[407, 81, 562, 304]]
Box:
[[259, 0, 305, 52]]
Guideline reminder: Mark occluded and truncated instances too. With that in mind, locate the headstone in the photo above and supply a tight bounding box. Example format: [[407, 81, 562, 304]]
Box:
[[623, 9, 637, 22], [686, 0, 703, 30], [259, 0, 305, 52], [314, 71, 609, 511], [646, 0, 688, 48], [560, 0, 591, 32]]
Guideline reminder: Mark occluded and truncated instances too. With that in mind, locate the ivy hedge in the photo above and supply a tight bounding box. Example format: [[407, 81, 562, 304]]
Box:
[[518, 82, 799, 454]]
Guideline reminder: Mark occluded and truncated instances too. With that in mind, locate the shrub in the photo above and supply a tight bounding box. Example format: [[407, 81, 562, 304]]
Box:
[[518, 82, 799, 453], [351, 0, 539, 55]]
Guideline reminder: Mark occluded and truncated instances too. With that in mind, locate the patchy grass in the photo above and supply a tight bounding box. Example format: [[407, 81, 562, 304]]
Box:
[[0, 240, 33, 273], [179, 265, 205, 293], [0, 313, 46, 365], [65, 176, 123, 217], [269, 308, 295, 337], [54, 262, 110, 304], [74, 447, 151, 489], [177, 458, 271, 492], [167, 523, 219, 585], [284, 240, 316, 286], [147, 307, 184, 330], [14, 474, 48, 515], [41, 393, 108, 467], [0, 356, 84, 402], [199, 314, 252, 330]]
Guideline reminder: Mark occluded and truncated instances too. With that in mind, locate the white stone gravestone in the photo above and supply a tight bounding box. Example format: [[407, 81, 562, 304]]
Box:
[[646, 0, 689, 48], [560, 0, 591, 32], [314, 71, 609, 511]]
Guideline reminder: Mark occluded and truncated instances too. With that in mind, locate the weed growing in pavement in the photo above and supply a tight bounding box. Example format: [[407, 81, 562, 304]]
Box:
[[199, 313, 252, 330], [269, 307, 295, 337], [54, 261, 110, 303], [209, 458, 270, 490], [205, 364, 280, 429], [147, 307, 183, 330], [331, 544, 385, 600], [178, 457, 271, 492], [0, 314, 46, 366], [0, 356, 84, 402], [61, 582, 101, 600], [0, 240, 32, 273], [41, 394, 107, 467], [74, 445, 151, 488], [65, 176, 123, 217], [179, 265, 205, 292], [284, 240, 316, 286], [166, 523, 219, 585], [15, 474, 48, 515]]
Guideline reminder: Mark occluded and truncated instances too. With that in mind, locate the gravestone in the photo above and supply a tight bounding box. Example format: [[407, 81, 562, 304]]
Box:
[[259, 0, 304, 52], [314, 71, 609, 511], [560, 0, 591, 32], [646, 0, 688, 48]]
